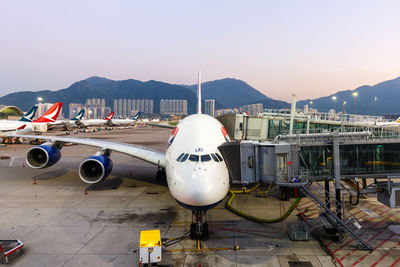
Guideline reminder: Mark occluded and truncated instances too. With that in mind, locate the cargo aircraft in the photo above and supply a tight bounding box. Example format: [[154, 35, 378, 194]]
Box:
[[10, 74, 230, 239]]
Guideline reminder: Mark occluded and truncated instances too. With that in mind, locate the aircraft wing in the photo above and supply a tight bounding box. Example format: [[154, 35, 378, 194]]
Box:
[[9, 134, 166, 167]]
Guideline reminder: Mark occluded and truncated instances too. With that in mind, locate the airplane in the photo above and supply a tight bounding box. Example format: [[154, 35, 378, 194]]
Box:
[[0, 103, 63, 138], [72, 111, 114, 128], [10, 73, 230, 239], [110, 111, 141, 126]]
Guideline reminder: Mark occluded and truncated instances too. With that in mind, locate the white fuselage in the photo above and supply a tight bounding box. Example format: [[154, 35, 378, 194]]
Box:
[[75, 119, 111, 127], [165, 114, 230, 209], [110, 118, 135, 126]]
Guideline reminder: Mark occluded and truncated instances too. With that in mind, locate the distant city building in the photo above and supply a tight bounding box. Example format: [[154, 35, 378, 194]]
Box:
[[215, 108, 238, 117], [205, 99, 215, 117], [239, 103, 263, 116], [69, 99, 110, 119], [160, 99, 187, 115], [113, 99, 153, 117]]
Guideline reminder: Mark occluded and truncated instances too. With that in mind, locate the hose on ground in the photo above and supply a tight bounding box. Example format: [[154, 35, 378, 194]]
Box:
[[226, 184, 301, 223]]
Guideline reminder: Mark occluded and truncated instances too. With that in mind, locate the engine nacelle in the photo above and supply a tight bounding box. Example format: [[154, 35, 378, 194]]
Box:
[[78, 155, 113, 184], [26, 145, 61, 169]]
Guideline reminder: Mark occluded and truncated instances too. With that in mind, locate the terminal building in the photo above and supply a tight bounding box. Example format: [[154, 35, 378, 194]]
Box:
[[160, 99, 187, 115], [0, 105, 24, 120]]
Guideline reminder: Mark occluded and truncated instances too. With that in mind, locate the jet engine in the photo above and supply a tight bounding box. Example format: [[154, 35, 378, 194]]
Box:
[[78, 154, 113, 184], [26, 144, 61, 169]]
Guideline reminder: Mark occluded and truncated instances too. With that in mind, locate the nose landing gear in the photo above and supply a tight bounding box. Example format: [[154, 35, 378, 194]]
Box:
[[190, 210, 209, 240]]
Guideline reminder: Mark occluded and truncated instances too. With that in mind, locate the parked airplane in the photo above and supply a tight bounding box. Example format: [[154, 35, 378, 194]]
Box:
[[110, 111, 141, 126], [11, 73, 230, 239], [0, 103, 63, 141], [72, 112, 114, 128], [0, 103, 63, 138]]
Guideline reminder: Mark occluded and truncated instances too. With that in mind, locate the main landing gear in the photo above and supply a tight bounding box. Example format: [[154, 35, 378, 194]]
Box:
[[190, 210, 209, 240]]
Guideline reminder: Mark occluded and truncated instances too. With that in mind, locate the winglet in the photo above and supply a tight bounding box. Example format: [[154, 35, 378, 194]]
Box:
[[197, 72, 202, 114], [33, 102, 63, 123], [396, 117, 400, 123], [105, 112, 114, 120]]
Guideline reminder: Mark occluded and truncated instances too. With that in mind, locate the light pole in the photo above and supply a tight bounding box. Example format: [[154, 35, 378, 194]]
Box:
[[374, 97, 377, 116], [332, 96, 337, 112], [343, 101, 346, 114], [310, 101, 313, 112], [352, 92, 358, 114], [37, 97, 43, 104]]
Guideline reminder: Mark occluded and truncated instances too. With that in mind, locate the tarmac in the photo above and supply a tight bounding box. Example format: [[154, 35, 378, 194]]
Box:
[[0, 126, 398, 266]]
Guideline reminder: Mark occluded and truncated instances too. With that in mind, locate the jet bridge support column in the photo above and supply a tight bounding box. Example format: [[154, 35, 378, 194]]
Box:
[[325, 180, 331, 210], [333, 132, 341, 219]]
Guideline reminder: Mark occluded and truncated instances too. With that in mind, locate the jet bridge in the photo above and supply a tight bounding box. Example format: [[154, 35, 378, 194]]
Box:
[[218, 130, 400, 208]]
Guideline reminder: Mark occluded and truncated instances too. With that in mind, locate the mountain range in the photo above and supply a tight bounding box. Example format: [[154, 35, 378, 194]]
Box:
[[297, 76, 400, 115], [0, 75, 399, 117]]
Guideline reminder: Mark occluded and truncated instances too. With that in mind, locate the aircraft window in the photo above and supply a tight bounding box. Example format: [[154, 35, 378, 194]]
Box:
[[201, 154, 211, 162], [176, 153, 185, 162], [189, 154, 199, 162], [211, 153, 219, 162], [180, 153, 189, 162], [215, 153, 224, 162]]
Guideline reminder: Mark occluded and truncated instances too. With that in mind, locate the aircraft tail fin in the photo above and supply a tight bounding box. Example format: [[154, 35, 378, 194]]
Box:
[[197, 72, 202, 114], [105, 112, 114, 120], [19, 106, 38, 122], [33, 102, 63, 123], [71, 109, 85, 121], [132, 111, 141, 120], [395, 117, 400, 123]]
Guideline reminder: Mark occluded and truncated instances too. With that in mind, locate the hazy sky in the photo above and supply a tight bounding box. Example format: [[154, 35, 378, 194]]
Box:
[[1, 1, 400, 101]]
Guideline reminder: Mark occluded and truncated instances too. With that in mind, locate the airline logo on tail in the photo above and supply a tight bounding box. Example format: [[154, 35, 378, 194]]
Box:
[[105, 112, 114, 120], [19, 106, 38, 122], [33, 103, 63, 123], [132, 111, 141, 120], [71, 109, 85, 121], [396, 117, 400, 123]]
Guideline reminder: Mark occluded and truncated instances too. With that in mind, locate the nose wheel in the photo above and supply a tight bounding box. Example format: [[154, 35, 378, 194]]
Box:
[[190, 210, 209, 240]]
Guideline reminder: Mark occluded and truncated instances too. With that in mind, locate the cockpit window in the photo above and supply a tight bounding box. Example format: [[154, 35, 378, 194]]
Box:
[[189, 154, 199, 162], [180, 153, 189, 162], [176, 153, 185, 162], [211, 153, 219, 162], [201, 154, 211, 162], [215, 153, 224, 162]]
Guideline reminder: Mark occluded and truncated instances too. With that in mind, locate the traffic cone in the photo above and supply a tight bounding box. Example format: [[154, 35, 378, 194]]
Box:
[[22, 163, 25, 168], [84, 189, 88, 195], [33, 179, 36, 185]]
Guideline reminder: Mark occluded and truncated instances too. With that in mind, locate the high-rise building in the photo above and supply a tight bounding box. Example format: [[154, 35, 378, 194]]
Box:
[[113, 99, 154, 116], [205, 99, 215, 117], [160, 99, 188, 115], [69, 98, 109, 119], [239, 103, 263, 116]]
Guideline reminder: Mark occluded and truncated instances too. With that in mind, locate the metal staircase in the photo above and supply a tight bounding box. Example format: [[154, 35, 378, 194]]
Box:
[[299, 181, 372, 250]]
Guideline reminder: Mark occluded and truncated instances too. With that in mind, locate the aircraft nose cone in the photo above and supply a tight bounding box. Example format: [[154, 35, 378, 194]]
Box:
[[174, 167, 227, 207]]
